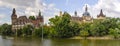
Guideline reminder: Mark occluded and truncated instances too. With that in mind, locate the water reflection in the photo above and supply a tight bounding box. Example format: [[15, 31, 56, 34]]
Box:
[[12, 37, 42, 46], [0, 36, 120, 46]]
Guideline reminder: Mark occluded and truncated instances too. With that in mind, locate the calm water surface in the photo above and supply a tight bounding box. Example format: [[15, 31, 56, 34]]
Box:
[[0, 36, 120, 46]]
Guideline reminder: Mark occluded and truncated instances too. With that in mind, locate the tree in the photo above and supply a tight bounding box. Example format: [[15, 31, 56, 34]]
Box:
[[43, 25, 50, 37], [22, 25, 34, 36], [49, 12, 80, 38], [69, 22, 80, 36], [17, 29, 23, 36], [80, 30, 89, 39], [0, 23, 13, 36], [89, 19, 112, 36], [0, 26, 2, 34], [33, 27, 42, 37], [29, 16, 35, 20], [33, 25, 51, 37], [109, 28, 120, 39]]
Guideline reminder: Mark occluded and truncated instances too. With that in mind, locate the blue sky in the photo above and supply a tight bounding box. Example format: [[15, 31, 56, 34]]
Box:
[[44, 0, 98, 12], [0, 0, 120, 24]]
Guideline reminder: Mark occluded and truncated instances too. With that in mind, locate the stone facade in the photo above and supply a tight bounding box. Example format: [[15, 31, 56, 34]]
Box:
[[70, 5, 106, 23], [11, 8, 44, 31]]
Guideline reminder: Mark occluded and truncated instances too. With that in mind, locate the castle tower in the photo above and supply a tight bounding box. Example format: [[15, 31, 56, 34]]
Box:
[[82, 5, 92, 22], [37, 10, 43, 22], [11, 8, 17, 25], [60, 11, 62, 16], [97, 9, 106, 19], [39, 10, 41, 16], [39, 10, 43, 22], [100, 9, 103, 15], [36, 10, 44, 27], [75, 11, 77, 16], [83, 5, 90, 16]]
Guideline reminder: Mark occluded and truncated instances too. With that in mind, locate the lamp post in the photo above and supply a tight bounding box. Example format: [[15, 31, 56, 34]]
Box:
[[40, 22, 43, 41]]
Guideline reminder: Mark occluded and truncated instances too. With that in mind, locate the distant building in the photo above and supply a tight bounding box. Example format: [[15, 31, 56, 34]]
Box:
[[60, 5, 106, 23], [71, 5, 93, 23], [71, 11, 83, 23], [11, 8, 44, 31]]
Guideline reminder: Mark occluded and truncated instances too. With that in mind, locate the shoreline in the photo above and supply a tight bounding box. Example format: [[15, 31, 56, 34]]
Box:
[[69, 36, 116, 40], [1, 35, 119, 40]]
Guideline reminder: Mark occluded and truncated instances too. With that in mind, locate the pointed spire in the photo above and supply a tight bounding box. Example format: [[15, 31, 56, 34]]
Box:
[[97, 9, 105, 17], [100, 9, 103, 15], [75, 11, 77, 16], [12, 8, 17, 17], [12, 8, 16, 15], [39, 10, 41, 16], [85, 5, 88, 12]]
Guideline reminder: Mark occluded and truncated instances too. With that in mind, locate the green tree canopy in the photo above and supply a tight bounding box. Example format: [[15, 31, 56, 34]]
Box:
[[0, 23, 13, 36], [29, 16, 36, 20], [49, 12, 80, 38]]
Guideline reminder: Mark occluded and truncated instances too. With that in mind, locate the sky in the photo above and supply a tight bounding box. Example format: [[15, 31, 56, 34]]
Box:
[[0, 0, 120, 25]]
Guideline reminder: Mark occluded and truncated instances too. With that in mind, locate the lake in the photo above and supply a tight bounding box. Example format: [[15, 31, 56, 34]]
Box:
[[0, 36, 120, 46]]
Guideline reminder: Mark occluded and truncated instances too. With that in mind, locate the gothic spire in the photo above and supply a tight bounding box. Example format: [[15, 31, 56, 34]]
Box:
[[100, 9, 103, 15], [85, 5, 88, 12], [11, 8, 17, 17], [75, 11, 77, 16], [12, 8, 16, 15], [97, 9, 105, 17], [39, 10, 41, 16]]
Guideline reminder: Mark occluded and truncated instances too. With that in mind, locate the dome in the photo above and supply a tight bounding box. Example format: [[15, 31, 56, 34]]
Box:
[[82, 5, 90, 16], [83, 11, 90, 16]]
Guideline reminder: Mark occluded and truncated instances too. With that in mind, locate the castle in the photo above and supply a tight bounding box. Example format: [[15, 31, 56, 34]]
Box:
[[11, 8, 44, 31], [11, 5, 105, 31], [60, 5, 106, 22]]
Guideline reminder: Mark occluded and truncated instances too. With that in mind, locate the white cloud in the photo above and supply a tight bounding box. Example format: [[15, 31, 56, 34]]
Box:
[[0, 14, 5, 19], [76, 0, 120, 18], [1, 0, 120, 25], [48, 4, 55, 8], [0, 14, 11, 24], [92, 0, 120, 17], [0, 0, 60, 24]]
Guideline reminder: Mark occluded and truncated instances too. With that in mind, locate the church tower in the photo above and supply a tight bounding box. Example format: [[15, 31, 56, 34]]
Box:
[[11, 8, 17, 25]]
